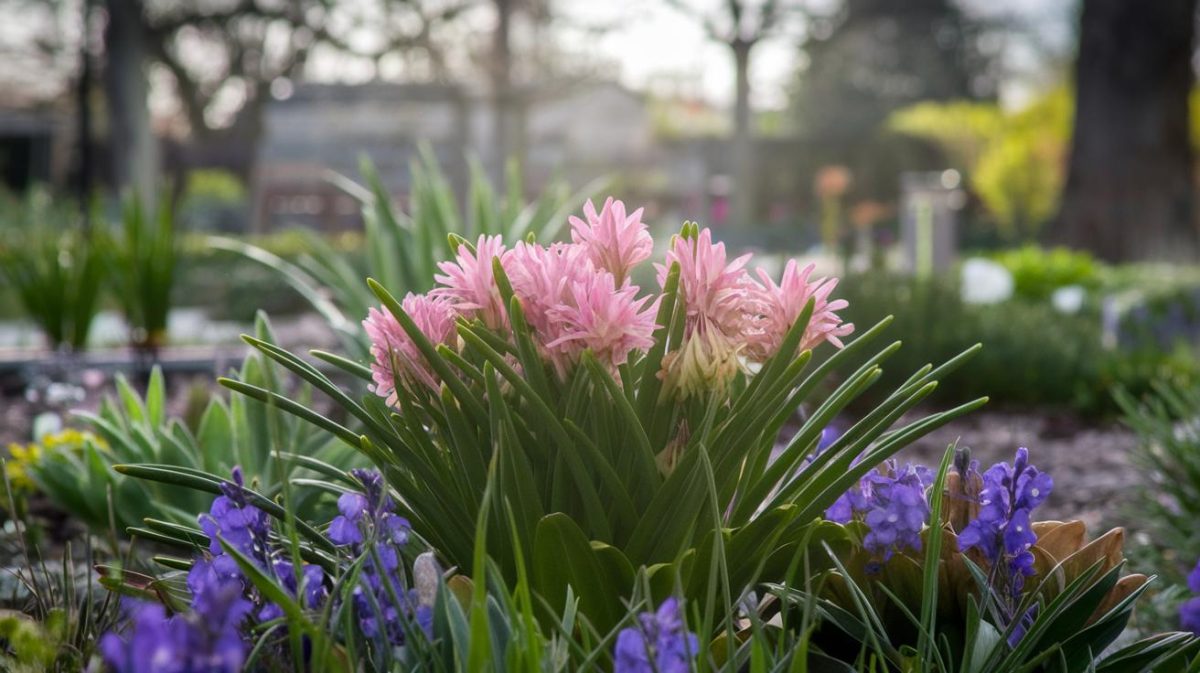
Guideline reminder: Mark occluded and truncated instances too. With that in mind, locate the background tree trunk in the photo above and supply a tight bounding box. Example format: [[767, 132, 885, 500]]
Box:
[[103, 0, 158, 207], [730, 39, 755, 228], [77, 0, 94, 229], [1057, 0, 1198, 262], [491, 0, 524, 184]]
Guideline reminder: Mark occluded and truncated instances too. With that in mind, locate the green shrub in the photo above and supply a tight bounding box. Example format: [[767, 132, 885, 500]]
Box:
[[0, 191, 105, 350], [889, 89, 1071, 242], [993, 245, 1101, 301], [836, 272, 1104, 412], [101, 196, 180, 353], [1117, 382, 1200, 584]]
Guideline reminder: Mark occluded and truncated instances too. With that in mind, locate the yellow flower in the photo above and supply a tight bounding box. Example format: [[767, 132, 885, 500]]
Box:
[[4, 430, 107, 494], [5, 442, 42, 491]]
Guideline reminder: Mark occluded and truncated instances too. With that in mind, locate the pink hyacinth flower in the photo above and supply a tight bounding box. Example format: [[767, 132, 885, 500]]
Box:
[[432, 234, 510, 330], [749, 260, 854, 361], [655, 227, 756, 342], [506, 240, 587, 344], [570, 197, 653, 284], [363, 293, 457, 404], [546, 270, 658, 378], [509, 240, 657, 378], [654, 227, 760, 398]]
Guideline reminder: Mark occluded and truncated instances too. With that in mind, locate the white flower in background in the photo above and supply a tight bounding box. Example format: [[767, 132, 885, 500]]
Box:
[[960, 258, 1014, 305], [1052, 285, 1086, 314]]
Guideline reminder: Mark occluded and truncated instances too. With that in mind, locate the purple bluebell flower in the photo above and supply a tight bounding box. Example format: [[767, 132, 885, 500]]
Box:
[[100, 591, 252, 673], [816, 425, 840, 453], [1180, 558, 1200, 635], [330, 469, 420, 647], [795, 423, 843, 474], [187, 557, 246, 621], [614, 597, 699, 673], [825, 477, 871, 524], [329, 492, 370, 545], [861, 467, 930, 561], [825, 460, 933, 563], [1008, 605, 1038, 647], [1181, 597, 1200, 635], [257, 560, 327, 623]]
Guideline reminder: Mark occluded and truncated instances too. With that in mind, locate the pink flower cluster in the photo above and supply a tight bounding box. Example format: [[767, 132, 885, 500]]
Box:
[[656, 230, 854, 398], [362, 197, 853, 404]]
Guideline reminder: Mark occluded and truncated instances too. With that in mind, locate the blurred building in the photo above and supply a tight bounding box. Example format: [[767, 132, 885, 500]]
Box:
[[524, 81, 655, 188], [253, 82, 471, 231], [252, 80, 665, 231]]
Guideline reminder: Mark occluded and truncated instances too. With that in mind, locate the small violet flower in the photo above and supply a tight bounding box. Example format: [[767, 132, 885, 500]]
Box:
[[330, 469, 424, 646], [101, 588, 252, 673], [614, 597, 699, 673], [1181, 597, 1200, 635], [198, 467, 271, 566]]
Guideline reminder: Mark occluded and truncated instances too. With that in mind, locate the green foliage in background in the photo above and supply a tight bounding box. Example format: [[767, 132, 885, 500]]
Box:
[[25, 315, 361, 537], [993, 245, 1101, 301], [177, 168, 248, 232], [838, 272, 1104, 411], [0, 509, 119, 673], [889, 89, 1071, 242], [1117, 382, 1200, 590], [210, 149, 605, 358], [1115, 381, 1200, 638], [838, 270, 1200, 416], [103, 196, 180, 353], [178, 230, 362, 321], [0, 190, 105, 350]]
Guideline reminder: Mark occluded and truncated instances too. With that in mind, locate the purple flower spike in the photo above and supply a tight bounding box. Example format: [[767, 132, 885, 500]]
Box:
[[614, 597, 699, 673], [958, 448, 1052, 597], [199, 466, 271, 566]]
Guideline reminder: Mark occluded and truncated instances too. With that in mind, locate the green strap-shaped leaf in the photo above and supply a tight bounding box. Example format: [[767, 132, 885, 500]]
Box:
[[532, 513, 633, 633]]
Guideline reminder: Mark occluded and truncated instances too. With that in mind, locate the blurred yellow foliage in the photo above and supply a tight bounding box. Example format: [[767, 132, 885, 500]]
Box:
[[889, 89, 1072, 241]]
